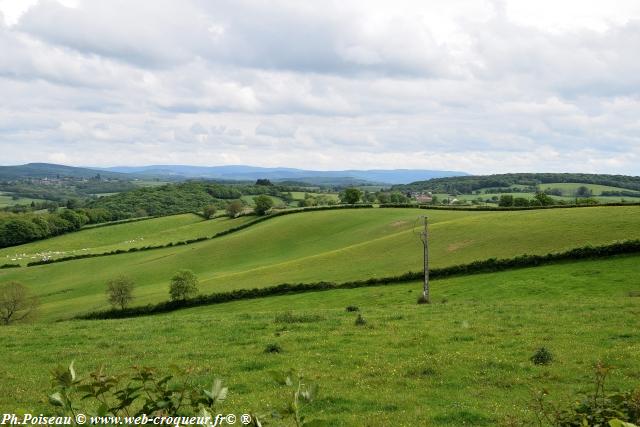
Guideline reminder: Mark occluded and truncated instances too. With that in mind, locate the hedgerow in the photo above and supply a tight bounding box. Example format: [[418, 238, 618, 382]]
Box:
[[74, 240, 640, 320]]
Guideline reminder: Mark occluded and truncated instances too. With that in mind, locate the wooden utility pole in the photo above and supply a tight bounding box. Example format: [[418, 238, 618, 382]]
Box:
[[419, 215, 431, 303]]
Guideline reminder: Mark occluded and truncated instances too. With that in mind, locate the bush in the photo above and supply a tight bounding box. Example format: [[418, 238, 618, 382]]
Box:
[[345, 305, 359, 312], [264, 343, 283, 353], [253, 195, 274, 216], [534, 362, 640, 426], [203, 205, 217, 219], [530, 347, 553, 365], [169, 270, 199, 301], [355, 314, 367, 326]]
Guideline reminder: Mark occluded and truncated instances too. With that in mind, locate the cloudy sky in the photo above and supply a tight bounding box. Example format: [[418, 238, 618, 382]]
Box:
[[1, 0, 639, 174]]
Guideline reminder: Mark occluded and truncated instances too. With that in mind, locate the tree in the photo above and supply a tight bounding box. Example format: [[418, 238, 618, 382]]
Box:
[[203, 205, 217, 219], [169, 270, 199, 301], [575, 186, 593, 198], [0, 281, 38, 325], [255, 179, 273, 186], [253, 195, 274, 216], [498, 195, 514, 207], [534, 191, 555, 206], [339, 188, 362, 204], [106, 276, 134, 310], [225, 200, 244, 218]]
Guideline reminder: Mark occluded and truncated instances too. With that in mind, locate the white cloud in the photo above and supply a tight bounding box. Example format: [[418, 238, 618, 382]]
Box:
[[0, 0, 638, 175]]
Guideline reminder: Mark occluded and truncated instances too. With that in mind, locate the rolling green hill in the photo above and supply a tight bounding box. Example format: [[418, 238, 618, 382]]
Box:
[[2, 255, 639, 425], [0, 213, 253, 265], [1, 206, 639, 319]]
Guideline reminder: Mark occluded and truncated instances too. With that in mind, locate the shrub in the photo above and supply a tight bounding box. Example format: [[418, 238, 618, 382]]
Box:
[[530, 347, 553, 365], [169, 270, 199, 301], [203, 205, 217, 219], [355, 314, 367, 326], [264, 343, 283, 353], [534, 362, 640, 426], [253, 195, 274, 216], [345, 305, 360, 312], [105, 275, 134, 310]]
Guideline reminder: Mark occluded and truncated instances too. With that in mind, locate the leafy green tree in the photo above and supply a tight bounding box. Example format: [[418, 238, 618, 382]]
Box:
[[225, 200, 244, 218], [253, 195, 274, 216], [0, 281, 38, 325], [106, 276, 134, 310], [513, 197, 530, 207], [339, 188, 362, 204], [575, 186, 593, 198], [498, 195, 514, 207], [203, 205, 217, 219], [169, 270, 199, 301], [534, 192, 555, 206]]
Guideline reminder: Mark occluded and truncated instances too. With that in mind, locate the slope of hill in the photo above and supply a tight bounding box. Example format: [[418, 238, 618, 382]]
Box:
[[2, 255, 639, 424], [0, 163, 127, 180], [2, 205, 639, 319], [0, 213, 253, 264]]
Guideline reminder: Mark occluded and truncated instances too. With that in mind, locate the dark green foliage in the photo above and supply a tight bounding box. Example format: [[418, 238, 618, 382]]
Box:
[[255, 179, 273, 186], [264, 343, 283, 353], [202, 205, 217, 219], [106, 275, 134, 310], [339, 188, 362, 204], [355, 314, 367, 326], [226, 200, 244, 218], [253, 194, 274, 215], [0, 264, 20, 269], [169, 270, 199, 301], [48, 361, 228, 418], [530, 347, 553, 365], [396, 173, 640, 193], [345, 305, 359, 312], [534, 363, 640, 426], [499, 195, 514, 207], [76, 240, 640, 320]]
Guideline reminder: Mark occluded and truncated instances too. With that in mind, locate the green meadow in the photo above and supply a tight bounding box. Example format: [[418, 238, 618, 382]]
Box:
[[0, 206, 639, 320], [0, 214, 254, 265], [1, 255, 639, 425]]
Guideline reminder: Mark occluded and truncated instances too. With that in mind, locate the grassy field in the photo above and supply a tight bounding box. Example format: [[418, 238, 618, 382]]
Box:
[[289, 191, 340, 201], [240, 194, 287, 208], [1, 206, 639, 319], [1, 255, 639, 425], [0, 192, 46, 207], [0, 214, 254, 265]]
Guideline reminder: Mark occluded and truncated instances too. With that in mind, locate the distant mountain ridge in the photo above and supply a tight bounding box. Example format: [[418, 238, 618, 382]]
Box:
[[101, 165, 468, 184], [0, 163, 467, 184]]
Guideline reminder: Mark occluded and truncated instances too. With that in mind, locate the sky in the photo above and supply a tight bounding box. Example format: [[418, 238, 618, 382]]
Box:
[[1, 0, 639, 174]]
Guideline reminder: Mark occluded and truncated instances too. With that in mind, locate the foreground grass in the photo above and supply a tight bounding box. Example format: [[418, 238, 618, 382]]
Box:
[[0, 214, 253, 264], [1, 256, 638, 425], [1, 206, 639, 319]]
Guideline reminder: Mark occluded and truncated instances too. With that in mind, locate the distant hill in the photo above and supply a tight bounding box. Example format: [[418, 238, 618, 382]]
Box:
[[102, 165, 467, 184], [394, 173, 640, 193], [0, 163, 127, 180]]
